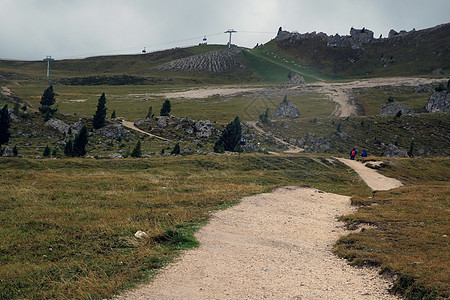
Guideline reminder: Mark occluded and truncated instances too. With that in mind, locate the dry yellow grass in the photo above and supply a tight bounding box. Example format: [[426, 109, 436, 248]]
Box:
[[0, 155, 369, 299]]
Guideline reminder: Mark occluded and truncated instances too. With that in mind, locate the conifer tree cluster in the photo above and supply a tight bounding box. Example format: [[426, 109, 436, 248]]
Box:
[[160, 100, 171, 116], [64, 125, 88, 157], [39, 86, 58, 118], [0, 105, 11, 152], [93, 93, 107, 129], [259, 108, 270, 124], [214, 116, 242, 153], [171, 142, 180, 155], [131, 140, 142, 158]]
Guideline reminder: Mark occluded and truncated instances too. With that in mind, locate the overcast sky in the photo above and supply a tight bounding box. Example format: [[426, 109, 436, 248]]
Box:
[[1, 0, 449, 60]]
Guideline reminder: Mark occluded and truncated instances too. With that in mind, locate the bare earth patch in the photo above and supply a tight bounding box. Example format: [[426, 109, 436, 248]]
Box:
[[114, 185, 397, 300], [155, 86, 264, 99], [1, 86, 12, 96]]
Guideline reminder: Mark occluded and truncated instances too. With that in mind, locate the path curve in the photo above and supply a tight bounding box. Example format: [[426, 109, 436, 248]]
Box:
[[121, 120, 170, 141], [336, 158, 403, 191], [113, 157, 403, 299], [302, 77, 446, 118], [247, 121, 303, 154]]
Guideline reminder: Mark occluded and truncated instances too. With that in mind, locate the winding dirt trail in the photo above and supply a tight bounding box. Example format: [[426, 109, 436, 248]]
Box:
[[336, 158, 403, 191], [307, 77, 446, 118], [113, 158, 402, 300], [247, 121, 303, 154], [121, 120, 170, 141]]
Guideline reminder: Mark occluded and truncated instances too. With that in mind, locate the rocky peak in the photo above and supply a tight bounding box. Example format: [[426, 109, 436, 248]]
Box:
[[272, 97, 300, 118], [350, 27, 374, 43]]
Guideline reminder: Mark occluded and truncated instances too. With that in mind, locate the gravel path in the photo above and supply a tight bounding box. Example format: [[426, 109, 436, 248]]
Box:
[[113, 158, 401, 300], [121, 120, 170, 141], [336, 158, 403, 191]]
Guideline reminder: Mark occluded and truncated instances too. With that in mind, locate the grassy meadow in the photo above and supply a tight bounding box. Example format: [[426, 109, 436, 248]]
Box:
[[335, 158, 450, 299], [7, 83, 335, 123], [352, 85, 435, 116], [0, 154, 370, 299]]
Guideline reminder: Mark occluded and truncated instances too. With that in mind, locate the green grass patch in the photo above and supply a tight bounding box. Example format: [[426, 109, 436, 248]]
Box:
[[352, 85, 434, 116]]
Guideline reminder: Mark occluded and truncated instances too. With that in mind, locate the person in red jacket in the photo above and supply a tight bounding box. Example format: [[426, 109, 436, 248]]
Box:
[[350, 148, 357, 160]]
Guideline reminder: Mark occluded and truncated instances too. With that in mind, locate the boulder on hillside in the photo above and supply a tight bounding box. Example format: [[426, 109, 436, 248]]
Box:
[[7, 109, 21, 123], [95, 124, 130, 139], [108, 153, 124, 159], [285, 74, 306, 85], [272, 98, 300, 118], [71, 119, 85, 132], [157, 116, 168, 128], [44, 118, 71, 134], [431, 69, 445, 75], [383, 143, 409, 158], [2, 147, 14, 157], [195, 120, 213, 138], [380, 102, 414, 116], [414, 85, 426, 93], [426, 91, 450, 113]]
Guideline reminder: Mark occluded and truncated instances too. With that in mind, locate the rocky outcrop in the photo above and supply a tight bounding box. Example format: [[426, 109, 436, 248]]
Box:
[[276, 26, 374, 49], [7, 109, 21, 123], [195, 120, 213, 138], [426, 91, 450, 113], [157, 116, 169, 128], [380, 102, 414, 115], [108, 153, 124, 159], [156, 48, 243, 73], [285, 74, 306, 85], [272, 98, 300, 118], [2, 147, 14, 157], [350, 27, 374, 43], [431, 69, 445, 75], [44, 118, 71, 134], [383, 143, 409, 158], [95, 124, 130, 139], [414, 85, 426, 93]]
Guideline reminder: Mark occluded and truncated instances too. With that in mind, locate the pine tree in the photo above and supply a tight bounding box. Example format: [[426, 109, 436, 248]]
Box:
[[13, 102, 19, 115], [93, 93, 107, 129], [39, 85, 57, 115], [12, 145, 18, 156], [214, 116, 242, 153], [73, 125, 88, 156], [408, 139, 415, 157], [111, 110, 116, 119], [64, 139, 74, 157], [259, 108, 270, 124], [146, 106, 153, 119], [43, 144, 51, 157], [160, 99, 171, 116], [131, 140, 142, 158], [171, 142, 180, 155], [0, 105, 11, 152]]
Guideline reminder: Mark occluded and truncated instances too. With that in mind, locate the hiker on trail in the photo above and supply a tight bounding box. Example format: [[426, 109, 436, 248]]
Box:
[[361, 150, 367, 157], [350, 148, 357, 160]]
